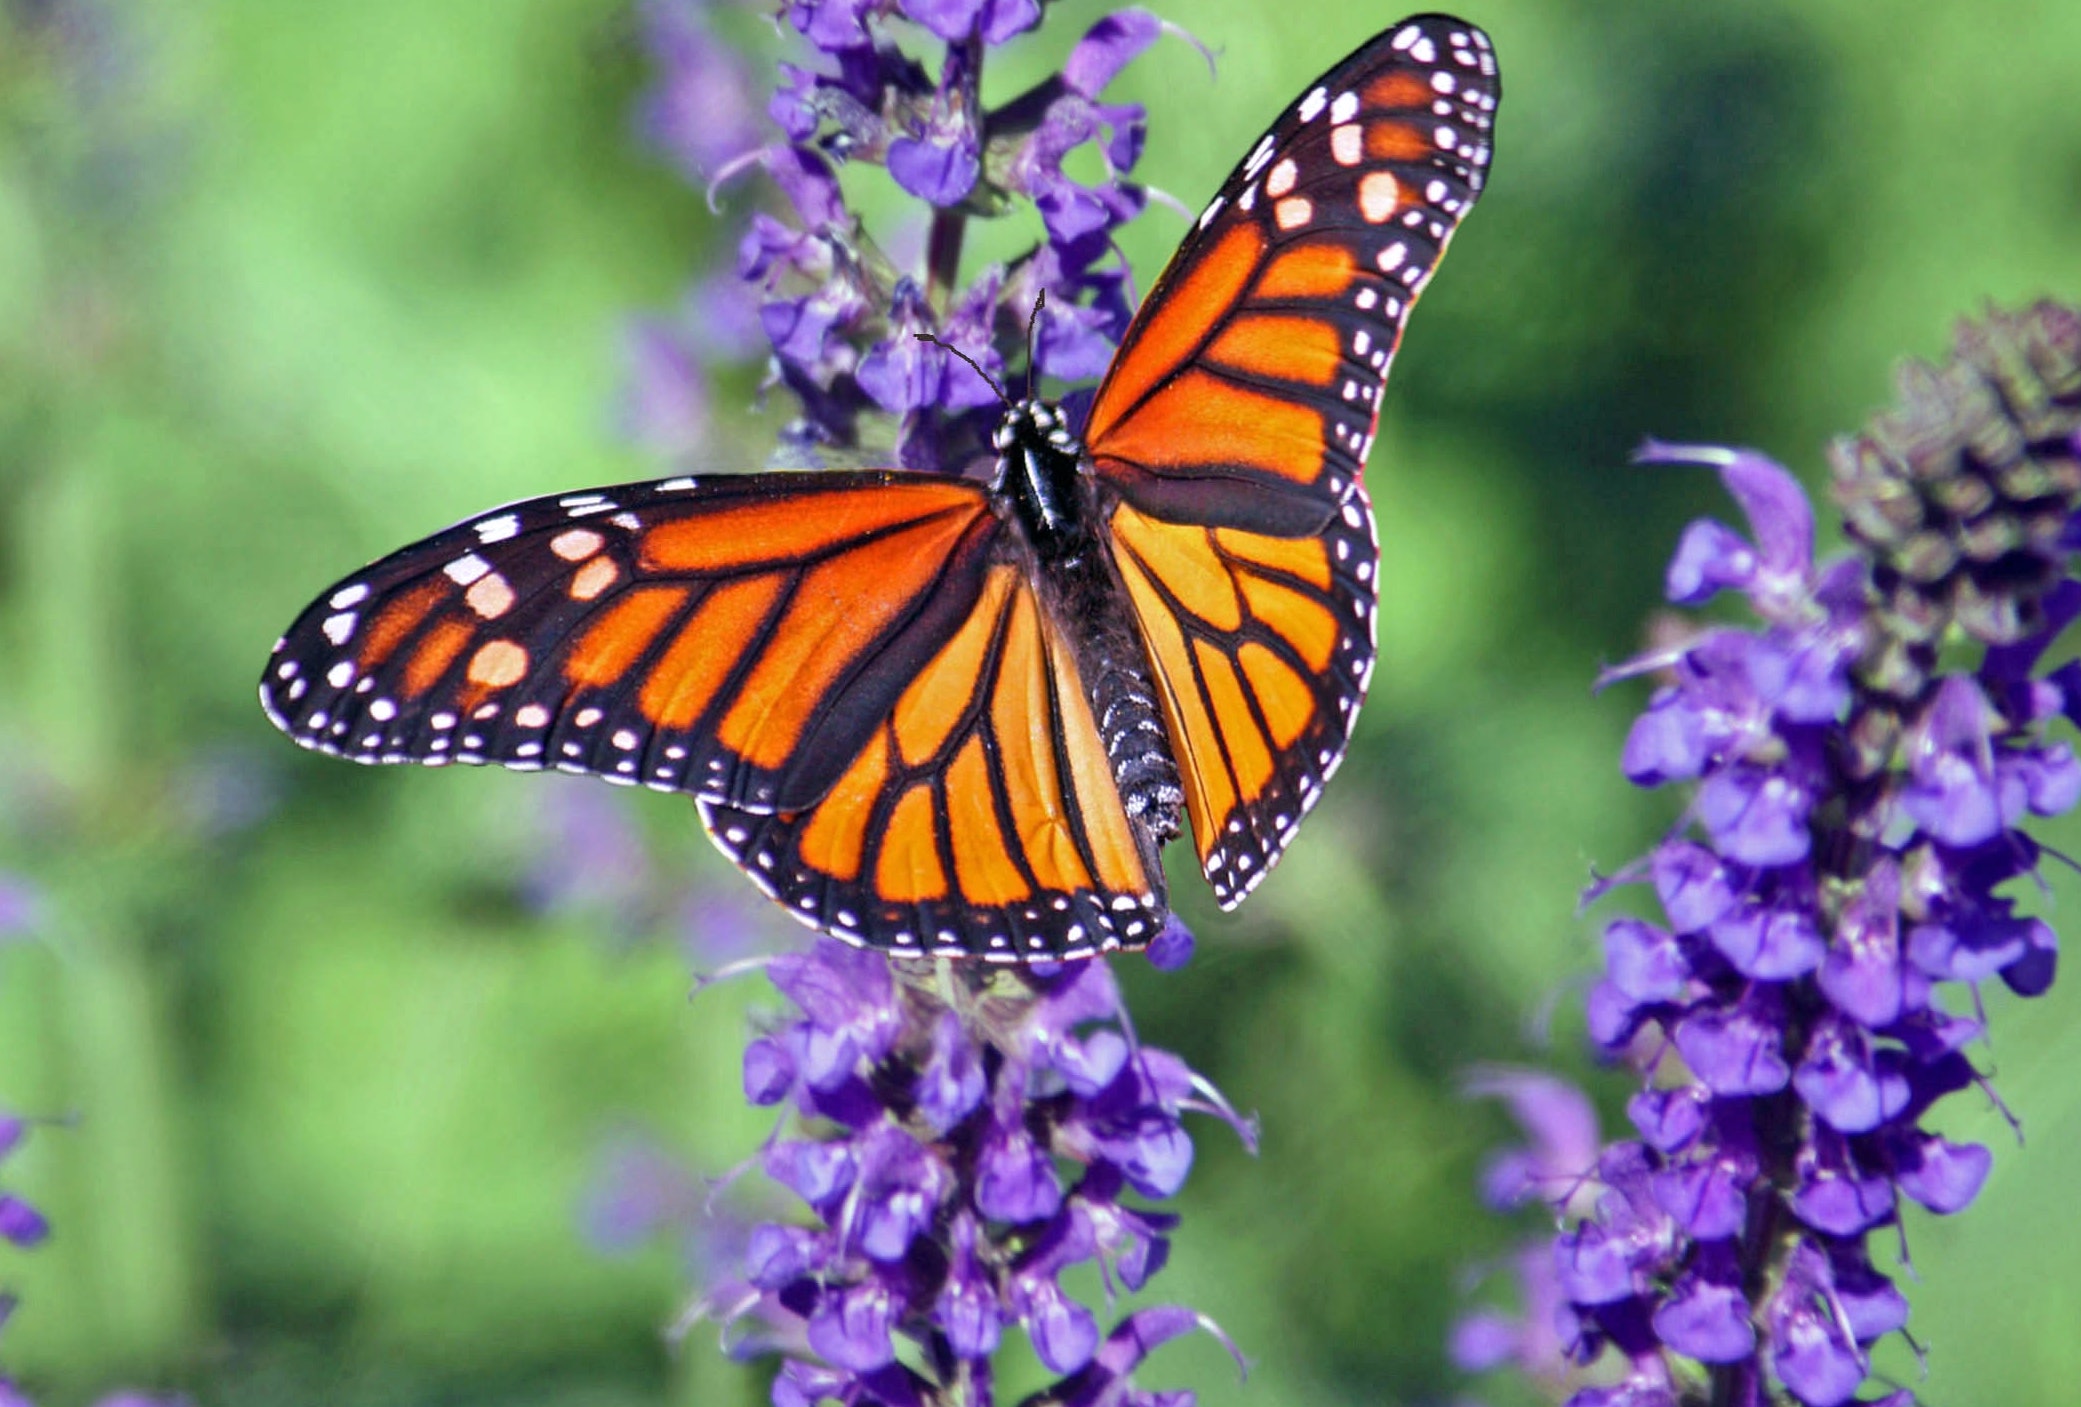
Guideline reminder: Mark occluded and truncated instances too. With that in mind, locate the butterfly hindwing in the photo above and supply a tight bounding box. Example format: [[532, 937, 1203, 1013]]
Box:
[[259, 473, 999, 814], [700, 563, 1167, 960], [1084, 15, 1498, 519], [1105, 488, 1379, 906]]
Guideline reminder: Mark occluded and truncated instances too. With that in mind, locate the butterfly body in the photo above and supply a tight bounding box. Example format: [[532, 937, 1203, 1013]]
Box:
[[989, 397, 1186, 842], [260, 15, 1499, 960]]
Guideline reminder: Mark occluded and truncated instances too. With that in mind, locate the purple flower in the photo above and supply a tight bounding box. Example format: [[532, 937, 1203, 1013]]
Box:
[[636, 0, 766, 179], [0, 879, 39, 942], [692, 942, 1241, 1402], [1459, 303, 2081, 1407], [671, 0, 1183, 462]]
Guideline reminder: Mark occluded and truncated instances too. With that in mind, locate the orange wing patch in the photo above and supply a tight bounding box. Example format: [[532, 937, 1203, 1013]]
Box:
[[1363, 68, 1435, 109], [1215, 527, 1333, 588], [878, 783, 949, 903], [401, 618, 474, 698], [565, 587, 686, 689], [1094, 370, 1325, 486], [1085, 17, 1495, 513], [261, 471, 1000, 813], [797, 731, 890, 882], [1107, 487, 1379, 907], [1205, 314, 1345, 388], [696, 569, 1167, 961], [640, 480, 980, 572], [1254, 244, 1360, 301], [1084, 223, 1263, 446], [361, 579, 448, 669], [719, 510, 978, 770], [1365, 122, 1433, 162], [639, 574, 786, 730]]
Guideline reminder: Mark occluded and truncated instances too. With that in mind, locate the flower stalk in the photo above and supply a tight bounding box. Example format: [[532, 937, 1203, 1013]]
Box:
[[1459, 302, 2081, 1407], [631, 3, 1240, 1400]]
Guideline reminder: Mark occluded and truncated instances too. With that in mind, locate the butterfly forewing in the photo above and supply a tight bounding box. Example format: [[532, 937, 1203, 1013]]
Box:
[[1085, 15, 1498, 519], [260, 473, 999, 813], [699, 565, 1167, 960]]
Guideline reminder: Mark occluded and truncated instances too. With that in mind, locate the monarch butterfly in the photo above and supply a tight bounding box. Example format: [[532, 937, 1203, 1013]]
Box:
[[260, 15, 1499, 962]]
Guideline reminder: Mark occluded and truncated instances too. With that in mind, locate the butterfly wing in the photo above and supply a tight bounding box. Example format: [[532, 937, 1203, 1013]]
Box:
[[1085, 16, 1497, 518], [259, 473, 1002, 814], [701, 562, 1167, 960], [1086, 15, 1500, 903], [261, 472, 1166, 957]]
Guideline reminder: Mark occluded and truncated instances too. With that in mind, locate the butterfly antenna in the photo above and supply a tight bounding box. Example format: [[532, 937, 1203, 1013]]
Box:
[[1024, 289, 1046, 402], [914, 332, 1011, 410]]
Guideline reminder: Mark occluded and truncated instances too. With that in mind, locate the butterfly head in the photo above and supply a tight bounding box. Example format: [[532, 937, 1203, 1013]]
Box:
[[990, 398, 1088, 552], [989, 398, 1077, 456]]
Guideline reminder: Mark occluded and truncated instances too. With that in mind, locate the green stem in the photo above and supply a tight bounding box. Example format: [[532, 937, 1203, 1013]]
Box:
[[924, 34, 984, 309]]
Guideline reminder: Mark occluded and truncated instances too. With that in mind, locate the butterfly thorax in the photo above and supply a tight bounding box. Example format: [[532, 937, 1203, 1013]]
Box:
[[991, 399, 1184, 847]]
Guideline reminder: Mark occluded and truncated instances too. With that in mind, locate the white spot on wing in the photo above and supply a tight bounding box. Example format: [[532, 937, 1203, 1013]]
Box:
[[444, 553, 492, 586]]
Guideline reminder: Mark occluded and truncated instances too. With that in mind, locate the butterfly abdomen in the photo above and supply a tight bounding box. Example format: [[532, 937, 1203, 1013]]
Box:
[[1040, 528, 1185, 848]]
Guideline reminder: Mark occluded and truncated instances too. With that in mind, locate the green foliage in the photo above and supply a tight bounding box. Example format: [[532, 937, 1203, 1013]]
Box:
[[1, 0, 2078, 1402]]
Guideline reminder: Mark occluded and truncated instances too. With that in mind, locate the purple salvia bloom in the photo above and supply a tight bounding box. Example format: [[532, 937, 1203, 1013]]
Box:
[[637, 0, 766, 179], [682, 0, 1179, 463], [1143, 914, 1195, 970], [1464, 1067, 1602, 1213], [1460, 303, 2081, 1407], [697, 942, 1238, 1402], [0, 1198, 45, 1250]]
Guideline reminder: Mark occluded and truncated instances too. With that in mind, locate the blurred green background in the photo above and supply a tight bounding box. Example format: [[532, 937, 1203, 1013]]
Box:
[[4, 0, 2081, 1403]]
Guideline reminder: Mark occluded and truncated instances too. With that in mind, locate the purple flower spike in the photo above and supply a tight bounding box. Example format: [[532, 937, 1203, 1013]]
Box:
[[1638, 441, 1815, 614], [1816, 859, 1909, 1028], [706, 935, 1237, 1399], [1793, 1016, 1909, 1134], [637, 0, 767, 179], [1466, 1068, 1603, 1213], [1651, 841, 1736, 933], [744, 1036, 795, 1105], [1790, 1134, 1896, 1237], [1603, 918, 1690, 1003], [936, 1214, 1003, 1358], [886, 132, 979, 206], [1063, 9, 1166, 96], [977, 1126, 1063, 1223], [1014, 1272, 1101, 1374], [916, 1011, 986, 1134], [1665, 518, 1758, 605], [1465, 309, 2081, 1407]]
